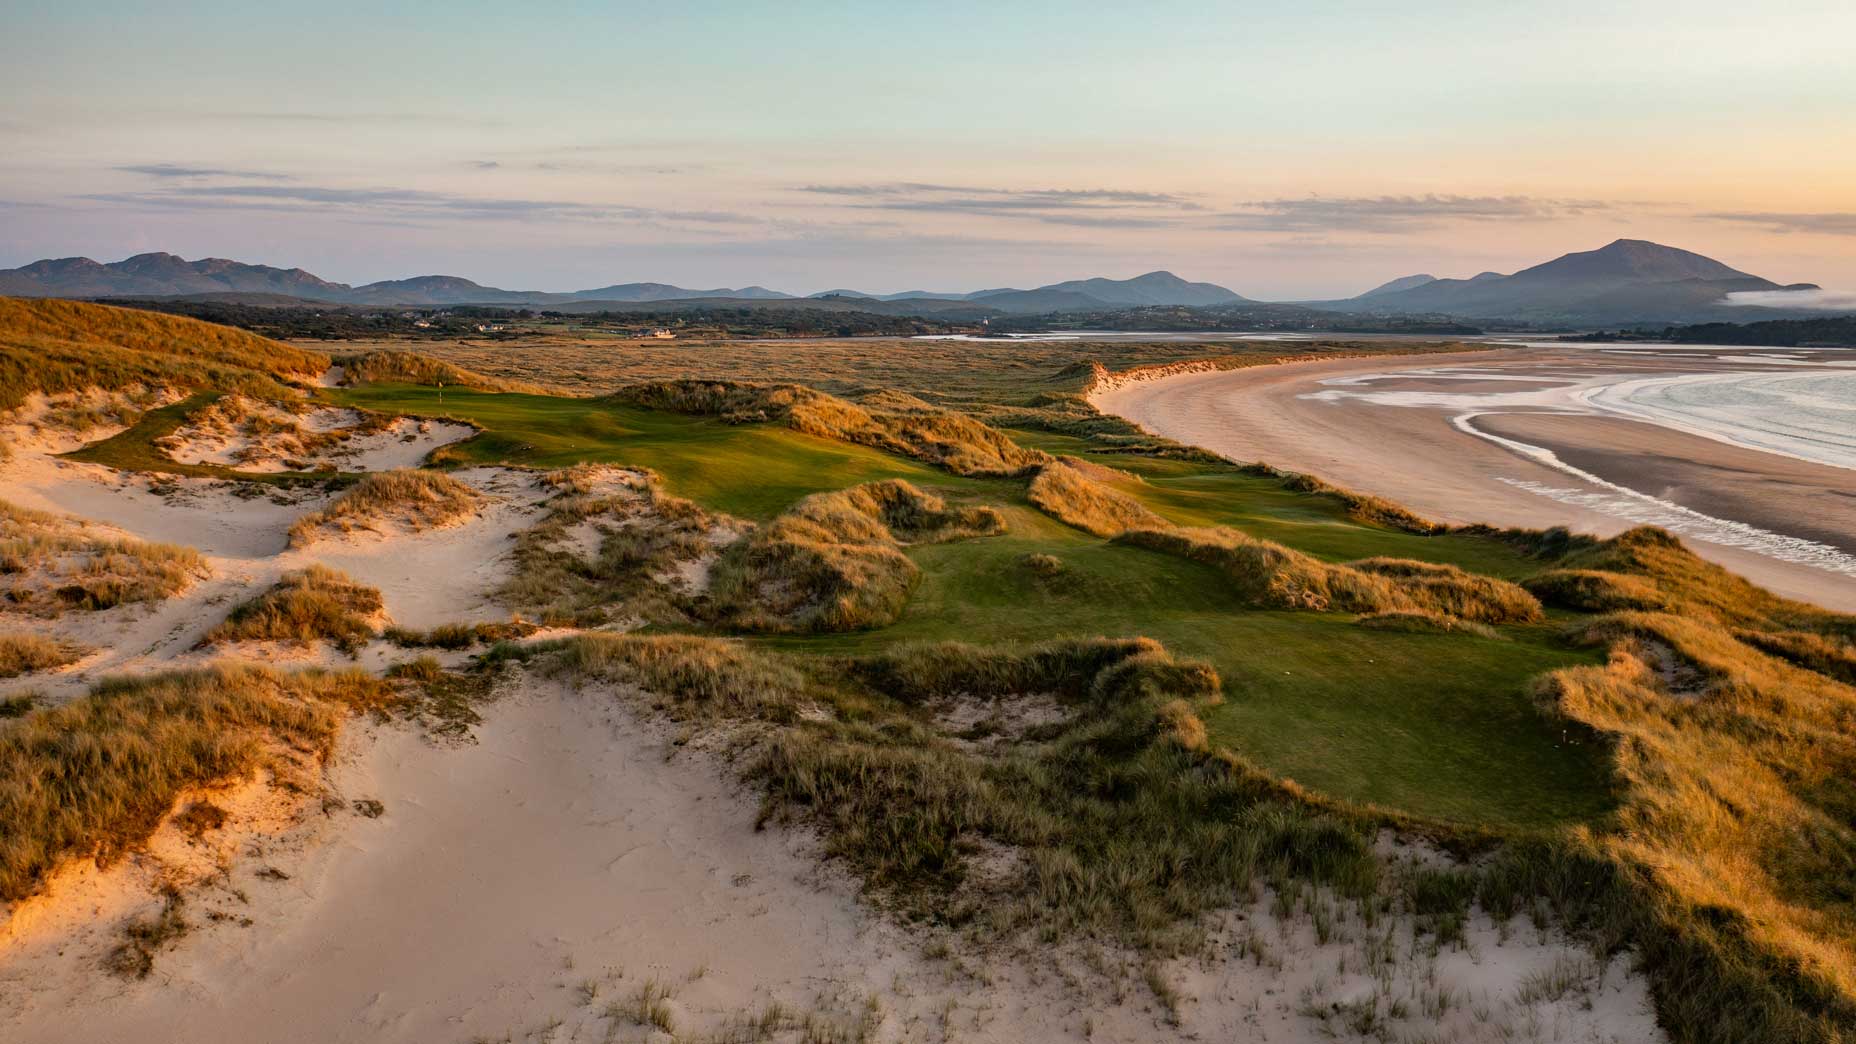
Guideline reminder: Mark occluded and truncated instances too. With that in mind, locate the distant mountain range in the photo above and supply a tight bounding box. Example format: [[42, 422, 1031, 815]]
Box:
[[0, 241, 1833, 326], [1323, 239, 1821, 324], [0, 254, 1244, 316]]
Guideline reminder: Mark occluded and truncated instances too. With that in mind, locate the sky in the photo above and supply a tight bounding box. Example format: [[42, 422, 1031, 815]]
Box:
[[3, 0, 1855, 299]]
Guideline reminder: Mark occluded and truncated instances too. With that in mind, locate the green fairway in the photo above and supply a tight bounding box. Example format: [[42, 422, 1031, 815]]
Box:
[[766, 503, 1613, 832], [330, 384, 988, 520], [335, 383, 1613, 830]]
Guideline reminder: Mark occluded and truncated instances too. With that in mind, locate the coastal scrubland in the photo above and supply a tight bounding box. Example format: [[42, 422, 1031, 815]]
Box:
[[3, 301, 1854, 1041]]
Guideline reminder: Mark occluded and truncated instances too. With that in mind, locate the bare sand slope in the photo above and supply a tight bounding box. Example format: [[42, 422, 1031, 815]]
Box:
[[1093, 353, 1856, 611], [0, 680, 1661, 1044]]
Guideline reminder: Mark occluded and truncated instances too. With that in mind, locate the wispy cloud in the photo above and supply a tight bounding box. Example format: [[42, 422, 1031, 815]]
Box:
[[117, 163, 292, 181], [1700, 212, 1856, 236], [81, 182, 760, 226], [1216, 195, 1611, 234], [793, 182, 1201, 226]]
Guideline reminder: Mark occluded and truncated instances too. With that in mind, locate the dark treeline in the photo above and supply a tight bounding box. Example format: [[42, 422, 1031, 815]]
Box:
[[1570, 316, 1856, 347]]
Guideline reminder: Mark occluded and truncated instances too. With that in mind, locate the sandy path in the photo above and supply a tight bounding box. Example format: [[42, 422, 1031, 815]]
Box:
[[1093, 352, 1856, 611]]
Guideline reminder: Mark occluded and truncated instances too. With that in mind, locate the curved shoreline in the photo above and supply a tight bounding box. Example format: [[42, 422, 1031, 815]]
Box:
[[1090, 350, 1856, 612]]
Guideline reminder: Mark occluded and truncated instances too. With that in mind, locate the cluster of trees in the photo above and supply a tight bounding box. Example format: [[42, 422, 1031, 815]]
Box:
[[1570, 316, 1856, 347]]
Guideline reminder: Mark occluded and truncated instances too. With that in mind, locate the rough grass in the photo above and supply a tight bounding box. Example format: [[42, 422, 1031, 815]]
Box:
[[1735, 629, 1856, 685], [1115, 525, 1406, 613], [286, 468, 482, 546], [498, 465, 733, 627], [0, 298, 327, 411], [611, 379, 1049, 477], [1356, 610, 1499, 639], [707, 480, 1004, 633], [1027, 459, 1169, 537], [1524, 568, 1670, 613], [0, 663, 391, 902], [536, 632, 1379, 948], [205, 565, 385, 653], [1347, 557, 1541, 624], [0, 632, 89, 677], [1525, 611, 1856, 1041], [0, 497, 208, 612], [1511, 525, 1842, 630], [338, 349, 535, 393]]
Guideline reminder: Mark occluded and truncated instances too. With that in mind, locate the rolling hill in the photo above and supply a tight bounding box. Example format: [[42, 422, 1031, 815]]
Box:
[[1329, 240, 1821, 324], [0, 255, 1246, 316]]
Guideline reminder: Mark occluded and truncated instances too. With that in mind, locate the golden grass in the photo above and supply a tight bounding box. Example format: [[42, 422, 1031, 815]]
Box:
[[1027, 459, 1169, 537], [1530, 611, 1856, 1037], [1347, 557, 1541, 624], [1356, 610, 1499, 639], [205, 565, 385, 652], [1523, 568, 1669, 613], [1515, 525, 1841, 630], [1735, 629, 1856, 685], [0, 298, 327, 411], [0, 663, 391, 902], [612, 379, 1049, 477], [0, 632, 89, 677], [338, 349, 536, 393], [1115, 525, 1404, 613], [707, 480, 1004, 632], [499, 466, 731, 627], [0, 497, 207, 612], [286, 469, 482, 546]]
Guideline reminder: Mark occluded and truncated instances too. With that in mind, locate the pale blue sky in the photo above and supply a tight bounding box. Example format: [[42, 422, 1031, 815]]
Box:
[[4, 0, 1853, 296]]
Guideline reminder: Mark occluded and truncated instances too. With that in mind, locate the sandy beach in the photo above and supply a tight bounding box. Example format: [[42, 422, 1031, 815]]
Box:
[[1093, 347, 1856, 612]]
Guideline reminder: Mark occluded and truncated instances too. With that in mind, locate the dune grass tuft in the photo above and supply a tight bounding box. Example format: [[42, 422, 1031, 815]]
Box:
[[286, 468, 481, 547], [0, 663, 391, 902], [1, 497, 207, 612], [1356, 610, 1499, 639], [707, 480, 1004, 632], [1524, 568, 1669, 613], [1027, 459, 1169, 537], [205, 565, 385, 652], [0, 632, 90, 677], [1347, 557, 1541, 624], [498, 466, 734, 627], [338, 349, 537, 393]]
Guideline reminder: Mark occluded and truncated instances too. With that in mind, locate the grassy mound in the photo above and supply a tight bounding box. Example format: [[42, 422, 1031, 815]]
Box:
[[611, 379, 1049, 477], [0, 663, 391, 902], [1524, 567, 1669, 613], [707, 480, 1004, 633], [0, 498, 207, 612], [1735, 629, 1856, 686], [1348, 557, 1541, 624], [0, 632, 89, 677], [1027, 460, 1169, 537], [498, 466, 733, 626], [1115, 525, 1405, 613], [0, 298, 326, 411], [1531, 612, 1856, 1040], [339, 349, 532, 392], [205, 565, 385, 652], [1513, 525, 1842, 629], [287, 469, 482, 546], [1356, 610, 1499, 639]]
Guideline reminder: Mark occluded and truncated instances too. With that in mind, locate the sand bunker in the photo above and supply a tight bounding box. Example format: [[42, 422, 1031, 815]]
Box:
[[160, 396, 474, 473]]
